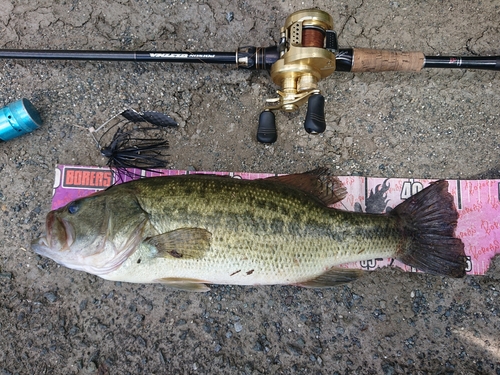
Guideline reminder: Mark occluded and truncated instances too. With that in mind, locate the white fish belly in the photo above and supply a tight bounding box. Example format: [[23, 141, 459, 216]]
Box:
[[102, 232, 398, 286]]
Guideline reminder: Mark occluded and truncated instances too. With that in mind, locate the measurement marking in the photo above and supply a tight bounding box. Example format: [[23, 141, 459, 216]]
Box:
[[364, 177, 368, 210]]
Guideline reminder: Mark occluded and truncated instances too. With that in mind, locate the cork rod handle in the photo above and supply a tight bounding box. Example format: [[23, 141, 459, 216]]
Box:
[[351, 48, 425, 72]]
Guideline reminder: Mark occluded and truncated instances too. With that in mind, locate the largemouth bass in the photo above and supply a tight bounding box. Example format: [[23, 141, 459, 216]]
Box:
[[32, 169, 466, 291]]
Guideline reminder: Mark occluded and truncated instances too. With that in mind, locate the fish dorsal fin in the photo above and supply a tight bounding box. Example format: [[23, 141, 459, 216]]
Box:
[[264, 168, 347, 206], [155, 277, 210, 292], [146, 228, 212, 259], [297, 267, 365, 288]]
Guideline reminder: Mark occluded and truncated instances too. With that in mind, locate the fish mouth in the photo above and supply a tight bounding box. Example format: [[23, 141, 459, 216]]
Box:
[[31, 211, 75, 256], [31, 236, 52, 258]]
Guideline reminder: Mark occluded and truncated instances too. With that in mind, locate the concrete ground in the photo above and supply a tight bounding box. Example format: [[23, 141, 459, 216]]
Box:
[[1, 0, 499, 374]]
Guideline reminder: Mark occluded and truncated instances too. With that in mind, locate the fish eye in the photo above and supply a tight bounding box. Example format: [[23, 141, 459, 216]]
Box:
[[67, 201, 80, 214]]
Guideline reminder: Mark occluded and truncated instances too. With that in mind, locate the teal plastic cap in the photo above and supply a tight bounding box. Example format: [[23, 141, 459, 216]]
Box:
[[0, 98, 43, 141]]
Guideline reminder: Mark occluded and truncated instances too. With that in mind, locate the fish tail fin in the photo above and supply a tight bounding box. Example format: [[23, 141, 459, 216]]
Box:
[[390, 180, 466, 278]]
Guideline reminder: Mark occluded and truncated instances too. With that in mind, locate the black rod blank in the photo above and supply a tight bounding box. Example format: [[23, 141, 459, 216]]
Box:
[[0, 47, 499, 71], [424, 56, 500, 70], [0, 49, 237, 64]]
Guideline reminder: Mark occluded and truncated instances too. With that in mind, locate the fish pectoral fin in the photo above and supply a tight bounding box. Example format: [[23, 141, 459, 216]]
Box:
[[297, 267, 365, 288], [146, 228, 212, 259], [155, 277, 210, 292], [263, 168, 347, 206]]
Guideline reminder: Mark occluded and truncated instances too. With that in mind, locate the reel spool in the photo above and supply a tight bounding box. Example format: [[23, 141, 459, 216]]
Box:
[[257, 9, 338, 143]]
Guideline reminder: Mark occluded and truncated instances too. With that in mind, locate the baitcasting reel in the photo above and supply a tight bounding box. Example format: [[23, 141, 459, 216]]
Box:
[[254, 8, 430, 143], [257, 9, 338, 143]]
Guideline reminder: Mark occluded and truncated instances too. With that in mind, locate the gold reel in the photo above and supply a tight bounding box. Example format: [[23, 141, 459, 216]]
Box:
[[258, 9, 338, 143]]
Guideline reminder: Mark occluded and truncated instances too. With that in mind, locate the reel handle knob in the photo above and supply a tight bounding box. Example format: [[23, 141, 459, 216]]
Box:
[[257, 110, 277, 143], [304, 94, 326, 134]]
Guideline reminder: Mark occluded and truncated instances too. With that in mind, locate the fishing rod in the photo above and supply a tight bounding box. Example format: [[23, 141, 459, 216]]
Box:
[[1, 9, 499, 143]]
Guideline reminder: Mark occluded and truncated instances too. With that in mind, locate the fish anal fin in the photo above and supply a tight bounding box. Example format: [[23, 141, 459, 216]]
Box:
[[155, 277, 210, 292], [297, 267, 365, 288], [146, 228, 212, 259], [264, 168, 347, 206]]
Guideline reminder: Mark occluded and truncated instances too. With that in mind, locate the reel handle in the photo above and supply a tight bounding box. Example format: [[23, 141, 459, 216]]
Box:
[[256, 94, 326, 144], [304, 94, 326, 134], [257, 110, 277, 143]]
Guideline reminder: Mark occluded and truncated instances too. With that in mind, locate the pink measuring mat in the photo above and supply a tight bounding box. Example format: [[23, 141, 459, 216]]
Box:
[[51, 165, 500, 276]]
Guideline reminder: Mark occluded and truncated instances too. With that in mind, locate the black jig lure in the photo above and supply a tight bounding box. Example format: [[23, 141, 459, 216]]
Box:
[[92, 108, 177, 179]]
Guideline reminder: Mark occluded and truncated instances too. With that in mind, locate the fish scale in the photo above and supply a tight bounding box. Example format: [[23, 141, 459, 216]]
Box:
[[32, 170, 466, 291], [105, 175, 402, 285]]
